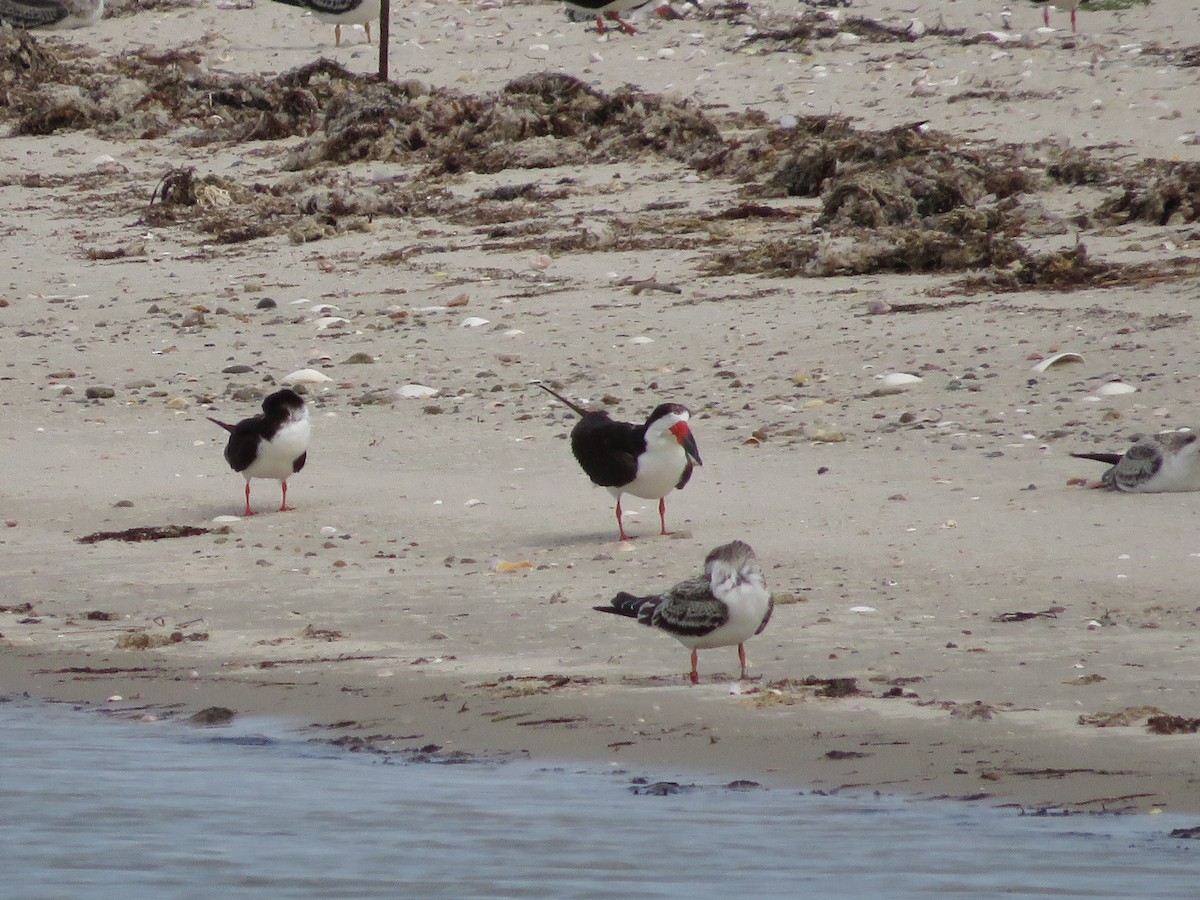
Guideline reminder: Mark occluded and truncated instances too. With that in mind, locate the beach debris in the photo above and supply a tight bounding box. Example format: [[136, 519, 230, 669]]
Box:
[[1078, 706, 1167, 727], [77, 524, 211, 544], [460, 316, 490, 328], [1147, 714, 1200, 735], [1031, 351, 1084, 373], [992, 607, 1062, 622], [494, 559, 533, 573]]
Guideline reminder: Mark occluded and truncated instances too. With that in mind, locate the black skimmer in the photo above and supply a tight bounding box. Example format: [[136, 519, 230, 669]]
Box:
[[1071, 430, 1200, 492], [0, 0, 103, 28], [595, 540, 773, 684], [538, 383, 701, 542], [562, 0, 696, 36], [208, 388, 311, 516], [266, 0, 380, 46]]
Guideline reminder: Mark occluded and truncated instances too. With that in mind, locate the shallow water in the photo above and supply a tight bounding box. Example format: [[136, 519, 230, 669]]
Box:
[[2, 698, 1197, 899]]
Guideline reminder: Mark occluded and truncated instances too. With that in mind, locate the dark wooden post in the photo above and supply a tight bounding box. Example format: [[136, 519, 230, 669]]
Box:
[[378, 0, 390, 81]]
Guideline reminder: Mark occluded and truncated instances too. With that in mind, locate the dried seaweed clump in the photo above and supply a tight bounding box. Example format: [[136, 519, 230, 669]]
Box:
[[144, 167, 293, 243], [0, 31, 59, 90], [945, 243, 1112, 294], [1098, 161, 1200, 225], [285, 72, 727, 175], [764, 121, 946, 198], [817, 153, 987, 227]]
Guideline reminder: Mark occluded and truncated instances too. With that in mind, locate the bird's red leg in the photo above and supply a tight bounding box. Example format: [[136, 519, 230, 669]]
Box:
[[658, 497, 668, 535], [606, 11, 637, 34], [593, 14, 606, 34], [1043, 6, 1050, 27], [1070, 6, 1077, 33], [689, 648, 699, 684], [279, 480, 293, 512], [615, 499, 630, 541], [738, 643, 748, 679], [243, 482, 255, 517]]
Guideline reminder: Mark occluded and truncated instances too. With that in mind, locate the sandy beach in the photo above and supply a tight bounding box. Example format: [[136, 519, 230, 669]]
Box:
[[4, 0, 1200, 814]]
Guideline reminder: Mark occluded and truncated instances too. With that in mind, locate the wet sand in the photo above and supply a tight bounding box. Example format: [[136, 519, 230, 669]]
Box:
[[3, 0, 1200, 813]]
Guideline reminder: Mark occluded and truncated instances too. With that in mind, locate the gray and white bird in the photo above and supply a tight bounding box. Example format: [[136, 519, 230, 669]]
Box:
[[0, 0, 103, 29], [208, 388, 311, 516], [1071, 430, 1200, 492], [595, 541, 773, 684], [268, 0, 380, 46]]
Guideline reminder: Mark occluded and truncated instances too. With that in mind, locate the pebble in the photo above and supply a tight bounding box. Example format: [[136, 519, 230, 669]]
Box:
[[85, 386, 115, 399]]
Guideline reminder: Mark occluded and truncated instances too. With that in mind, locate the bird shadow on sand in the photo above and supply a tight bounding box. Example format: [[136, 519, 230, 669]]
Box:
[[529, 529, 695, 550]]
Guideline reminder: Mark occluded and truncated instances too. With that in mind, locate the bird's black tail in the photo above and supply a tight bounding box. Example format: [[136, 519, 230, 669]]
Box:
[[1070, 452, 1122, 466], [536, 382, 589, 418], [207, 417, 236, 434], [595, 591, 656, 621]]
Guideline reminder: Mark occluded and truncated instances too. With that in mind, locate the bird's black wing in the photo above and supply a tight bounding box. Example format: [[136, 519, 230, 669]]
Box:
[[222, 416, 264, 473], [571, 414, 641, 488]]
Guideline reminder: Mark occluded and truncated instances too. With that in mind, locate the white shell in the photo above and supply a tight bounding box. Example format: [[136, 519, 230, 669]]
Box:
[[314, 316, 350, 329], [1095, 381, 1137, 396], [396, 384, 439, 399], [874, 372, 922, 395], [629, 336, 655, 345], [460, 317, 490, 328], [282, 368, 332, 384], [212, 515, 241, 524], [1031, 352, 1084, 373]]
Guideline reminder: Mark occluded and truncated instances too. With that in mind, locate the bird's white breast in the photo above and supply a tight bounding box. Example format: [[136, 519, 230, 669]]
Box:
[[243, 414, 311, 481]]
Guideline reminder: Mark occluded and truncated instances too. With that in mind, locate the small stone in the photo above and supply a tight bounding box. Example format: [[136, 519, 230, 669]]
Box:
[[86, 386, 115, 399], [255, 298, 277, 309], [166, 397, 190, 410], [343, 352, 375, 365], [222, 364, 254, 374], [113, 499, 134, 508]]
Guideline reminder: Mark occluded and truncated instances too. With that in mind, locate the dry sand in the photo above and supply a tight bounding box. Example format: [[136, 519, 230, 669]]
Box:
[[4, 0, 1200, 814]]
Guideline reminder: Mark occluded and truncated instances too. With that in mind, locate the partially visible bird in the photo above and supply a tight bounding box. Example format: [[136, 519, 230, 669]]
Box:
[[595, 540, 773, 684], [208, 388, 311, 516], [1071, 430, 1200, 493], [0, 0, 103, 29], [562, 0, 697, 36], [1029, 0, 1079, 33], [538, 383, 701, 542], [268, 0, 380, 46]]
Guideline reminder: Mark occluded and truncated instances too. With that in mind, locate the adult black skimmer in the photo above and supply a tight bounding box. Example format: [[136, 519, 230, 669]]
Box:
[[0, 0, 103, 28], [208, 388, 311, 516], [267, 0, 380, 45], [595, 540, 773, 684], [562, 0, 696, 36], [538, 383, 701, 541], [1071, 430, 1200, 492]]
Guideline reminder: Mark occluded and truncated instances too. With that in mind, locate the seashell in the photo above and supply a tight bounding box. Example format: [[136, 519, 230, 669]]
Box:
[[282, 368, 333, 385], [629, 336, 655, 345], [395, 384, 439, 399], [314, 316, 350, 329], [1031, 351, 1084, 373], [309, 303, 339, 315], [212, 515, 241, 524], [460, 316, 490, 328], [495, 560, 533, 573], [874, 372, 922, 395], [1095, 381, 1136, 396]]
